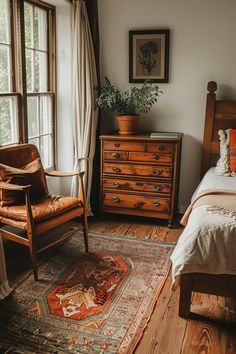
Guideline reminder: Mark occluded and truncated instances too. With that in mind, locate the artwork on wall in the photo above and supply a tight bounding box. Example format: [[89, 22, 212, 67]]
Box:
[[129, 29, 170, 83]]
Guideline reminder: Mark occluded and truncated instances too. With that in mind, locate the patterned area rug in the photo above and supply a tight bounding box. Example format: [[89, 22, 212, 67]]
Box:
[[0, 232, 174, 354]]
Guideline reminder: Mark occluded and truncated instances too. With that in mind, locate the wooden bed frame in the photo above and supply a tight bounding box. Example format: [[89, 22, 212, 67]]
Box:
[[179, 81, 236, 318]]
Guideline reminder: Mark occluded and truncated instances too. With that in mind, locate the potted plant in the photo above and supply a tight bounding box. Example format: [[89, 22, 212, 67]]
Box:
[[96, 77, 162, 134]]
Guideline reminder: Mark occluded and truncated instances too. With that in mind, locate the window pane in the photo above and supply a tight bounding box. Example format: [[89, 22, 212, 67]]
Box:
[[25, 48, 34, 92], [24, 2, 33, 48], [28, 137, 39, 150], [0, 96, 18, 145], [27, 96, 39, 138], [0, 0, 10, 44], [35, 51, 47, 91], [24, 1, 54, 168], [40, 95, 52, 134], [29, 136, 52, 169], [34, 7, 47, 51], [40, 134, 52, 169], [0, 45, 11, 92]]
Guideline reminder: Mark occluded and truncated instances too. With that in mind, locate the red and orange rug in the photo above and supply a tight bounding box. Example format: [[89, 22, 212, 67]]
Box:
[[0, 232, 174, 353]]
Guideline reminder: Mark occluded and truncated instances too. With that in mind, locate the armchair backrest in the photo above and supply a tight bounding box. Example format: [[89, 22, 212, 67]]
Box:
[[0, 144, 40, 167], [0, 144, 49, 199]]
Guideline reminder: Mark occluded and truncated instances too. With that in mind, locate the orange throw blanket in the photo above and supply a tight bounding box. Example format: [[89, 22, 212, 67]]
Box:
[[181, 189, 236, 226], [229, 129, 236, 173]]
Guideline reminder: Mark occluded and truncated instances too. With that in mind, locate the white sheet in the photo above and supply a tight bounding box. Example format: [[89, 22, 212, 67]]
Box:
[[171, 168, 236, 288], [191, 167, 236, 201]]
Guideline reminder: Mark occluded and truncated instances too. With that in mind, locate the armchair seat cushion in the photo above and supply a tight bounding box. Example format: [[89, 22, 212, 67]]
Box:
[[0, 195, 82, 224]]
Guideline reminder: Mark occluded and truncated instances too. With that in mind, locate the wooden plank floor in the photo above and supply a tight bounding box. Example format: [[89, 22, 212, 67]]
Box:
[[3, 215, 236, 354]]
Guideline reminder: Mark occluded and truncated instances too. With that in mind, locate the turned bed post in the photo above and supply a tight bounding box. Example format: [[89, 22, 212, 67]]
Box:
[[201, 81, 217, 178]]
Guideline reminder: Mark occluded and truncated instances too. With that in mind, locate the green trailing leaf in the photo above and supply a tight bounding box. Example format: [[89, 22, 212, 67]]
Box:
[[96, 78, 162, 115]]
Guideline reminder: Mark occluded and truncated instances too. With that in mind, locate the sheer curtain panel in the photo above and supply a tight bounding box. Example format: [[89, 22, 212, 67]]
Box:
[[0, 238, 12, 300], [71, 0, 98, 213]]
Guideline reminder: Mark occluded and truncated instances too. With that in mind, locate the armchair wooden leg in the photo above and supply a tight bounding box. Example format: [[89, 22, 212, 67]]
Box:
[[28, 246, 38, 281], [81, 213, 89, 253], [28, 229, 38, 281]]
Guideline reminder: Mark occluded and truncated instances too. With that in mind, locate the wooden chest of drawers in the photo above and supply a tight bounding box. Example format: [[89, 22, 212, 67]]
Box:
[[100, 132, 183, 227]]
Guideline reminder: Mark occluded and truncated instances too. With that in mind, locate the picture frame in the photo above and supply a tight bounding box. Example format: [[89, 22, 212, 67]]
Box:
[[129, 29, 170, 83]]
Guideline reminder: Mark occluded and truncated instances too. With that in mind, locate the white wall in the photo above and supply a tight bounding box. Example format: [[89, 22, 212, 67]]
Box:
[[98, 0, 236, 209]]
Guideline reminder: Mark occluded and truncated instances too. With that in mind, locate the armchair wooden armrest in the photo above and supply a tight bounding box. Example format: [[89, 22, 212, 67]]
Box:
[[45, 170, 86, 205], [0, 181, 31, 191], [0, 181, 33, 229], [45, 170, 85, 178]]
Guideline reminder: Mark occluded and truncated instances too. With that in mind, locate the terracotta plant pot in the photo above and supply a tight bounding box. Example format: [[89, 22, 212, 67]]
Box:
[[116, 114, 140, 134]]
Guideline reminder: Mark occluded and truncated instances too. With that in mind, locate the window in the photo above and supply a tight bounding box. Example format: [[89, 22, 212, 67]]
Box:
[[0, 0, 56, 169], [24, 1, 54, 168], [0, 0, 19, 145]]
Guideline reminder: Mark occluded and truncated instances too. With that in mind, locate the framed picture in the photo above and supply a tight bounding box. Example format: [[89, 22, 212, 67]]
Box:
[[129, 29, 170, 83]]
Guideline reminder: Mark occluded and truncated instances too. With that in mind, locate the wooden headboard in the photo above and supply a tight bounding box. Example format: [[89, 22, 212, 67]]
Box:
[[201, 81, 236, 177]]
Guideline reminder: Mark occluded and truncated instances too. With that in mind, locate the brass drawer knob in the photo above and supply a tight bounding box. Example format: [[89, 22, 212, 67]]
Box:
[[156, 145, 164, 151], [114, 143, 120, 147], [113, 182, 120, 188], [113, 196, 120, 202], [112, 152, 120, 158], [136, 182, 144, 187], [135, 202, 144, 208], [153, 154, 160, 160], [153, 170, 161, 176], [112, 167, 121, 173], [154, 185, 161, 191], [153, 200, 160, 207]]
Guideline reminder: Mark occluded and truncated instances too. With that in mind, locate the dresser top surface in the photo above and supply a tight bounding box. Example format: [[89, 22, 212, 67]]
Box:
[[100, 131, 183, 142]]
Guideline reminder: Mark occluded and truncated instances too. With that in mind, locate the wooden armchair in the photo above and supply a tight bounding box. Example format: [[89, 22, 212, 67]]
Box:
[[0, 144, 88, 281]]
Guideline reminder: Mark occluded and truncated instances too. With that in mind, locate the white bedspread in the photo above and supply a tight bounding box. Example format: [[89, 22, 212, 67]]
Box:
[[171, 168, 236, 289], [191, 167, 236, 200]]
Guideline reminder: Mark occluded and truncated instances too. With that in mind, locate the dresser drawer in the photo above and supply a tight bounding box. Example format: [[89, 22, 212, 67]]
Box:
[[129, 152, 173, 164], [103, 192, 171, 212], [103, 151, 129, 161], [103, 163, 172, 178], [147, 143, 175, 153], [103, 178, 171, 193], [103, 140, 145, 152]]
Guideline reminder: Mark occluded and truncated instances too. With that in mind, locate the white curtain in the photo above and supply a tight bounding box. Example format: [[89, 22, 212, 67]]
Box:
[[71, 0, 98, 213], [0, 238, 12, 300]]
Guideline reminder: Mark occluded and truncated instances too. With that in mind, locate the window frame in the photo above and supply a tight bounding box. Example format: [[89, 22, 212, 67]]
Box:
[[0, 0, 21, 144], [0, 0, 56, 168]]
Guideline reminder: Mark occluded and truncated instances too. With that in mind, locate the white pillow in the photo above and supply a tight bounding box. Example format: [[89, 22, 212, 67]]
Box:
[[215, 129, 231, 176]]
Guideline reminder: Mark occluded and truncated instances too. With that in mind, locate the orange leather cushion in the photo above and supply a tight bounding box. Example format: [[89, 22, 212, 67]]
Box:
[[0, 158, 48, 206], [0, 195, 81, 225], [229, 129, 236, 173]]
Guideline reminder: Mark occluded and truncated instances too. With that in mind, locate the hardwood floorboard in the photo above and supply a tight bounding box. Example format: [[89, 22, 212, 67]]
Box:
[[2, 216, 236, 354], [122, 222, 157, 239], [135, 277, 187, 354], [88, 217, 133, 237], [181, 293, 234, 354], [149, 225, 171, 242]]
